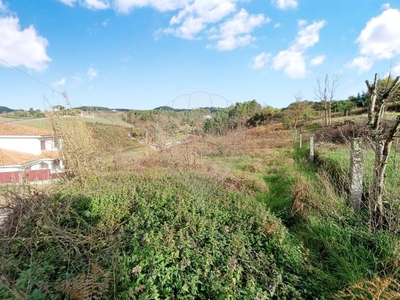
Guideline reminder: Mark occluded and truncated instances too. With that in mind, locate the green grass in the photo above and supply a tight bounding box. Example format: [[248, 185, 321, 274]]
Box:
[[10, 115, 133, 130], [261, 170, 294, 219], [317, 144, 400, 201], [289, 145, 400, 295], [2, 121, 400, 299]]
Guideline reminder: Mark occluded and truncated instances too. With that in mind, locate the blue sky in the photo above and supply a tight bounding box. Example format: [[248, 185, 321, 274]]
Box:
[[1, 0, 400, 110]]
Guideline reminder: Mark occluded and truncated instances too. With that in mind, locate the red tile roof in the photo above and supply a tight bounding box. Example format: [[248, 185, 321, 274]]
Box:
[[0, 123, 54, 136], [0, 148, 60, 166]]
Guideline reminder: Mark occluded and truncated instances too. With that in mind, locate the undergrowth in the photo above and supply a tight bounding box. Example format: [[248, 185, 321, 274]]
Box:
[[0, 169, 329, 299], [2, 118, 400, 299], [288, 145, 400, 298]]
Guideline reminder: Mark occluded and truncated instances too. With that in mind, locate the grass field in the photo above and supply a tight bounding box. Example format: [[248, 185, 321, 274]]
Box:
[[1, 114, 400, 299]]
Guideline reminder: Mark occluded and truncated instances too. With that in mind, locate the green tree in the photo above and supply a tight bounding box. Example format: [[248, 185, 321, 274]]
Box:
[[349, 92, 369, 108], [53, 105, 65, 111], [335, 100, 354, 116], [246, 106, 279, 127]]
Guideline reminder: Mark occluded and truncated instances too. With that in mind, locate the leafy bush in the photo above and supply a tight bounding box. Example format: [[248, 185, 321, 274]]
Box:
[[1, 170, 331, 299]]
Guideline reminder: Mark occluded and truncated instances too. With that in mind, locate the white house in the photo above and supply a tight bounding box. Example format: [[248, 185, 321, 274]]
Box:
[[0, 123, 63, 184], [0, 123, 61, 155]]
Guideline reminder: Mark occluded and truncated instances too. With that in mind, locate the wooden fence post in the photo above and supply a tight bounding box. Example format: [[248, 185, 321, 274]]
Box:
[[299, 134, 302, 148], [309, 136, 314, 162]]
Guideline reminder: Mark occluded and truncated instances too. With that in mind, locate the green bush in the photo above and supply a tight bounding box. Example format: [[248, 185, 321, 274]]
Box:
[[1, 171, 330, 299]]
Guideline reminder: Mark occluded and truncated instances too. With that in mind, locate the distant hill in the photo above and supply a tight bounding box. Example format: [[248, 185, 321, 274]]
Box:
[[0, 106, 15, 113], [76, 106, 129, 112], [154, 106, 225, 112], [75, 105, 226, 113], [154, 106, 175, 111]]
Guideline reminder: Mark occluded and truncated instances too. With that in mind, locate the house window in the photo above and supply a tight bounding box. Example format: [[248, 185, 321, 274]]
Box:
[[40, 162, 48, 169], [40, 140, 46, 150]]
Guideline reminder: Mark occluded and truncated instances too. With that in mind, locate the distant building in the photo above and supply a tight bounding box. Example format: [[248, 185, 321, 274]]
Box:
[[0, 124, 63, 184]]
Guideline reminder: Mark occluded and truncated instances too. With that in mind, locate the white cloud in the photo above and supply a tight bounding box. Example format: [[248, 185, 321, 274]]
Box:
[[272, 0, 298, 10], [310, 55, 325, 66], [346, 56, 373, 72], [357, 8, 400, 60], [114, 0, 186, 13], [381, 3, 390, 10], [56, 0, 268, 50], [252, 52, 271, 70], [272, 20, 326, 78], [0, 0, 6, 11], [87, 65, 98, 79], [0, 17, 51, 71], [166, 0, 236, 40], [58, 0, 77, 6], [272, 49, 306, 78], [349, 8, 400, 72], [58, 0, 110, 10], [53, 78, 67, 87], [294, 20, 326, 50], [84, 0, 110, 10], [208, 9, 269, 51]]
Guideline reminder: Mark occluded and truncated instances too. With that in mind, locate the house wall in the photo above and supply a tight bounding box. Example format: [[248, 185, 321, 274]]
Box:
[[0, 159, 64, 183], [0, 136, 59, 155], [0, 137, 42, 155], [23, 169, 51, 182], [0, 166, 20, 173], [0, 171, 20, 183], [0, 169, 53, 184]]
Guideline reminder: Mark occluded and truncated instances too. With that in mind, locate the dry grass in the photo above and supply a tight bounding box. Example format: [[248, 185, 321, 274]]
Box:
[[54, 263, 110, 300], [113, 125, 293, 198], [336, 277, 400, 299], [48, 115, 103, 184]]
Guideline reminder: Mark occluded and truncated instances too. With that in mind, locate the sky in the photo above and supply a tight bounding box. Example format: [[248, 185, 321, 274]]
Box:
[[1, 0, 400, 110]]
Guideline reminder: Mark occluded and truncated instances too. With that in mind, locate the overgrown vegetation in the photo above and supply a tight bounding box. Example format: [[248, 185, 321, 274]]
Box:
[[1, 86, 400, 299]]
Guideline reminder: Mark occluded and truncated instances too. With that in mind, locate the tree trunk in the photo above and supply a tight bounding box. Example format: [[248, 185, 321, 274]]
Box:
[[365, 75, 400, 231], [323, 101, 328, 126], [368, 135, 388, 229], [327, 100, 332, 126]]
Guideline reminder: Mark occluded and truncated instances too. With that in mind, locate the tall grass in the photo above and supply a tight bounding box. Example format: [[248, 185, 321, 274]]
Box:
[[1, 121, 334, 299], [291, 144, 400, 297], [1, 113, 399, 299], [317, 142, 400, 232]]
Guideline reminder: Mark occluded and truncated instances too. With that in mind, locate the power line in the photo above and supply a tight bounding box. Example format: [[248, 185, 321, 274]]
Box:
[[0, 58, 63, 96]]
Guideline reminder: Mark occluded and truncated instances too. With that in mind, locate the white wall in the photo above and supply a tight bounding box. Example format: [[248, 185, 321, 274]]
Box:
[[0, 166, 20, 172], [0, 137, 41, 155], [0, 158, 62, 173], [0, 136, 59, 155]]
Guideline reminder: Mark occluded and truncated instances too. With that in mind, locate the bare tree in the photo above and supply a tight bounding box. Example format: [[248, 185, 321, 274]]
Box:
[[315, 74, 340, 126], [365, 73, 400, 230], [292, 90, 303, 134], [282, 91, 313, 138]]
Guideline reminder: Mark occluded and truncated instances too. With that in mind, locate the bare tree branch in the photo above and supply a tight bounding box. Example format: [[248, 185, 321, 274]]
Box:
[[315, 74, 340, 126]]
